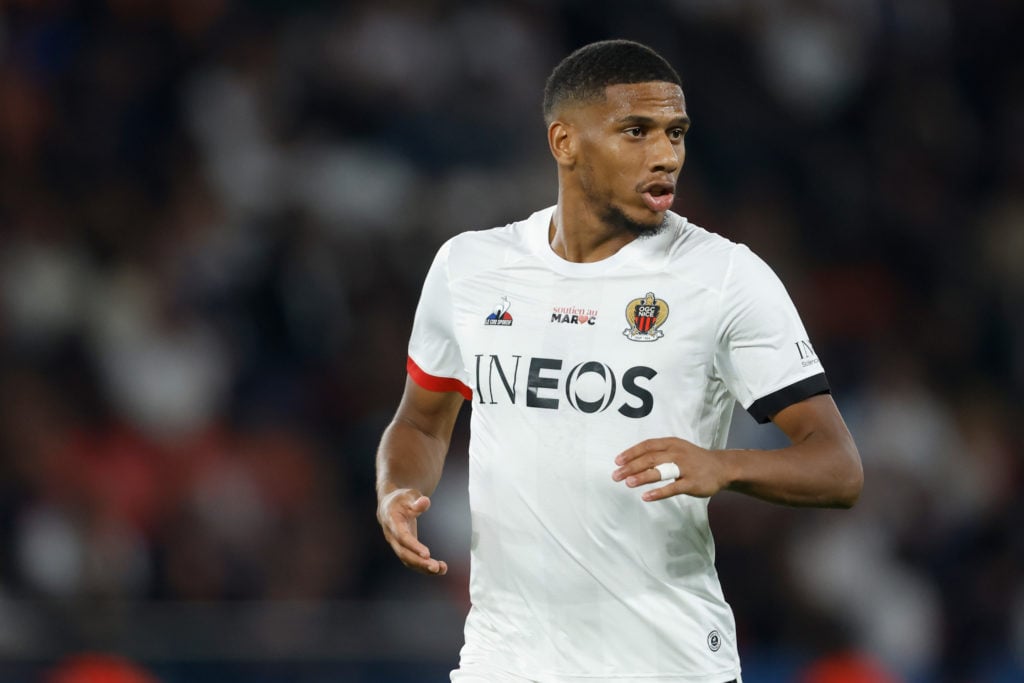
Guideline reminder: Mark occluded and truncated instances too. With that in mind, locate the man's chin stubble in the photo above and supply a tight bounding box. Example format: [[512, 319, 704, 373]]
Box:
[[602, 204, 669, 239]]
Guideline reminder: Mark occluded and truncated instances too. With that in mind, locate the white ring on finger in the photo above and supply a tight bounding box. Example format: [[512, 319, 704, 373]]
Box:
[[654, 462, 681, 482]]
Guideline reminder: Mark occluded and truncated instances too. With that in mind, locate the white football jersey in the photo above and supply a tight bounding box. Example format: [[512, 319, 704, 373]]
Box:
[[407, 207, 829, 682]]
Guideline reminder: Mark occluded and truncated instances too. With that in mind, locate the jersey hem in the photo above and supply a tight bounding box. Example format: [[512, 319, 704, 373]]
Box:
[[407, 356, 472, 400], [746, 372, 830, 424], [457, 662, 741, 683], [458, 655, 741, 682]]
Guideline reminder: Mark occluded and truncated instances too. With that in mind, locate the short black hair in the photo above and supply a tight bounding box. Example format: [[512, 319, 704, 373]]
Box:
[[542, 40, 682, 124]]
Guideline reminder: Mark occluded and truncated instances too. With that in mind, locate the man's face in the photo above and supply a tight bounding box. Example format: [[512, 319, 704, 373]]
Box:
[[570, 81, 689, 236]]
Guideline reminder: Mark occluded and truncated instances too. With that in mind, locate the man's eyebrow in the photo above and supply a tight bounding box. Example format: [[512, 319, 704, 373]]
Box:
[[616, 114, 692, 129]]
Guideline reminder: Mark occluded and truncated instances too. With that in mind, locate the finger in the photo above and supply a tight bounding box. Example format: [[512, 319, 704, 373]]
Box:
[[641, 479, 686, 502], [384, 516, 430, 560], [612, 453, 661, 481], [409, 495, 431, 514], [390, 540, 448, 575], [620, 465, 669, 488], [614, 438, 673, 466], [388, 516, 431, 559]]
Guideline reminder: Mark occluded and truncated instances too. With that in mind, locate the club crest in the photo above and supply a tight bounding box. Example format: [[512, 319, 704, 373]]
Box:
[[623, 291, 668, 342]]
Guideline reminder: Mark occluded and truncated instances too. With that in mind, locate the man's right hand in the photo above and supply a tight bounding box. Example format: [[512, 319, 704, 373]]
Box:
[[377, 488, 448, 575]]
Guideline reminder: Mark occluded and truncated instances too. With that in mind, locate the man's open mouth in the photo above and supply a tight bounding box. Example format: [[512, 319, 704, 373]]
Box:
[[640, 182, 675, 212]]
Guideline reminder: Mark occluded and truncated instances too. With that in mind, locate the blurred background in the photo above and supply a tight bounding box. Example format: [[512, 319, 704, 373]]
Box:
[[0, 0, 1021, 681]]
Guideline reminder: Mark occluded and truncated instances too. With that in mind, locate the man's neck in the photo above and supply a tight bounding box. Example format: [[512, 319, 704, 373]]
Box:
[[548, 204, 638, 264]]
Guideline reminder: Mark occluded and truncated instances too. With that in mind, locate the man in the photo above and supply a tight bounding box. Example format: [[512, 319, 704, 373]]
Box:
[[376, 39, 863, 683]]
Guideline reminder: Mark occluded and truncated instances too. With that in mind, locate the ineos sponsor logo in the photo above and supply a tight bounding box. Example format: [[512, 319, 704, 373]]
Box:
[[474, 355, 657, 418], [564, 361, 616, 413], [795, 339, 821, 368]]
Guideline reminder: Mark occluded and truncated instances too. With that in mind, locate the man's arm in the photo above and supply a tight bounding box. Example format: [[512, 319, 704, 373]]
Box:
[[376, 377, 465, 575], [612, 394, 863, 508]]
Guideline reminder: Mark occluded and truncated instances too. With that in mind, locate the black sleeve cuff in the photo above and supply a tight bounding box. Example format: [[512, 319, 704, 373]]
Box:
[[747, 373, 831, 424]]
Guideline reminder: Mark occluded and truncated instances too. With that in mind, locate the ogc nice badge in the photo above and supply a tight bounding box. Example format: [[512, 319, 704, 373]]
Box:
[[623, 291, 669, 342]]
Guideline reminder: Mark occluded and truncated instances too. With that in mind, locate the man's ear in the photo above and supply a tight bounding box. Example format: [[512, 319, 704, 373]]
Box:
[[548, 120, 577, 169]]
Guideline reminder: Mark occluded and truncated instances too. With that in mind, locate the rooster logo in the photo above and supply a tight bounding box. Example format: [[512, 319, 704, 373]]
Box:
[[484, 296, 513, 326]]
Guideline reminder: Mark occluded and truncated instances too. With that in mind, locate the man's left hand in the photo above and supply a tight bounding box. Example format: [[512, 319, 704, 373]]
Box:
[[612, 437, 732, 501]]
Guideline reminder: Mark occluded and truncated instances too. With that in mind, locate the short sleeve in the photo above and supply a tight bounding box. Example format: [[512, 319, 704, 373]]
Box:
[[407, 240, 472, 400], [715, 245, 829, 423]]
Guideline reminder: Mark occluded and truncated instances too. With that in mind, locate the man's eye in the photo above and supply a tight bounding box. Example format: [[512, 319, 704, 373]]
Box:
[[625, 127, 643, 137], [669, 128, 685, 140]]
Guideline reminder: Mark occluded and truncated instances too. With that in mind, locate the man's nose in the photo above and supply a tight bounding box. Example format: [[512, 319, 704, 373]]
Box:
[[650, 133, 681, 173]]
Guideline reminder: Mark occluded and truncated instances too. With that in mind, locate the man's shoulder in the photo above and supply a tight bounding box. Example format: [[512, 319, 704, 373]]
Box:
[[663, 214, 743, 274], [668, 217, 792, 299], [437, 206, 551, 270]]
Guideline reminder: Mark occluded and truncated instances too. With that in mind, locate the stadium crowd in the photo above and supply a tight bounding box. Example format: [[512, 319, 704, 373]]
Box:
[[0, 0, 1021, 681]]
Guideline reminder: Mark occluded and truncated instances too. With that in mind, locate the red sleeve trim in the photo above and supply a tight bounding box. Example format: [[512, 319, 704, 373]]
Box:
[[407, 356, 472, 401]]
